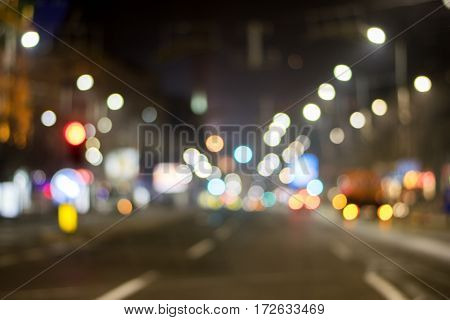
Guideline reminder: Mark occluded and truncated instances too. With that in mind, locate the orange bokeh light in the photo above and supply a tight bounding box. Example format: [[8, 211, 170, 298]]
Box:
[[117, 198, 133, 215], [288, 194, 303, 210], [332, 193, 347, 210], [64, 121, 86, 146], [305, 195, 320, 210], [205, 135, 224, 153]]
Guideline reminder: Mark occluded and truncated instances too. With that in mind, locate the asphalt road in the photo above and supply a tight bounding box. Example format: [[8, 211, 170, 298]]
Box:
[[0, 207, 449, 299]]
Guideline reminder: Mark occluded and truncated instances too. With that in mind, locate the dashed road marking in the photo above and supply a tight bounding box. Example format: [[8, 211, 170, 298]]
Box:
[[364, 270, 408, 300], [186, 239, 215, 259], [97, 271, 158, 300]]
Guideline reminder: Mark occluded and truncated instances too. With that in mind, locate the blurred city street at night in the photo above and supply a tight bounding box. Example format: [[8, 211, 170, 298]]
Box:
[[0, 0, 450, 300]]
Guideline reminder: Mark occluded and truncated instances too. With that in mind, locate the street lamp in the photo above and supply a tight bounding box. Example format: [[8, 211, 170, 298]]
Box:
[[76, 74, 94, 91], [333, 64, 352, 81], [349, 112, 366, 129], [318, 83, 335, 100], [106, 93, 124, 110], [302, 103, 321, 122], [366, 27, 386, 44], [371, 99, 388, 116], [21, 31, 40, 48], [413, 75, 432, 92]]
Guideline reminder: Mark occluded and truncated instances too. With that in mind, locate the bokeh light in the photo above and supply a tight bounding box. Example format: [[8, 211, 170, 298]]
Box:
[[191, 91, 208, 115], [50, 168, 86, 204], [333, 64, 352, 81], [393, 202, 409, 218], [133, 186, 151, 207], [207, 178, 226, 196], [288, 194, 303, 210], [84, 123, 96, 137], [205, 135, 224, 152], [332, 193, 347, 210], [371, 99, 388, 116], [263, 129, 282, 147], [141, 107, 158, 123], [303, 103, 321, 121], [377, 204, 393, 221], [183, 148, 201, 165], [248, 185, 264, 200], [403, 170, 419, 190], [318, 83, 335, 101], [117, 198, 133, 215], [413, 75, 432, 92], [107, 93, 124, 110], [76, 74, 94, 91], [64, 122, 86, 146], [279, 167, 295, 184], [349, 112, 366, 129], [21, 31, 40, 48], [85, 137, 100, 149], [194, 161, 213, 178], [304, 194, 320, 210], [329, 127, 345, 144], [97, 117, 112, 133], [366, 27, 386, 44], [41, 110, 57, 127], [233, 145, 253, 163], [58, 204, 77, 234], [306, 179, 323, 196], [273, 112, 291, 128], [262, 192, 277, 207], [343, 204, 359, 221], [85, 147, 103, 166]]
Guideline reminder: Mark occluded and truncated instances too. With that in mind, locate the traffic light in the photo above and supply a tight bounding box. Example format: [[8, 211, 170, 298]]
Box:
[[64, 121, 86, 146], [63, 121, 86, 163]]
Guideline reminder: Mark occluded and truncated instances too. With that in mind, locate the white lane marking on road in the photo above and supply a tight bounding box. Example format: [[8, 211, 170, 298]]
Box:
[[186, 239, 215, 259], [214, 225, 233, 241], [330, 242, 352, 261], [364, 271, 408, 300], [0, 254, 18, 267], [97, 271, 158, 300]]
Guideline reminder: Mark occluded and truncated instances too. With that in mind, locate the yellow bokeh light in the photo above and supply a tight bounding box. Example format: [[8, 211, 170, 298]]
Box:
[[206, 195, 222, 210], [226, 198, 242, 211], [288, 194, 303, 210], [205, 135, 224, 153], [64, 121, 86, 146], [377, 204, 393, 221], [332, 193, 347, 210], [117, 198, 133, 215], [403, 170, 419, 190], [342, 204, 359, 221], [0, 122, 11, 143], [58, 203, 78, 234]]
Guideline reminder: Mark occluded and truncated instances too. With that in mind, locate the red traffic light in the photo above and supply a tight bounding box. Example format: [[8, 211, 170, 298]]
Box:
[[64, 121, 86, 146]]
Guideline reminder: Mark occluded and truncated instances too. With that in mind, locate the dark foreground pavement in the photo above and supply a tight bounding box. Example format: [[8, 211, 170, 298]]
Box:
[[0, 206, 449, 299]]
